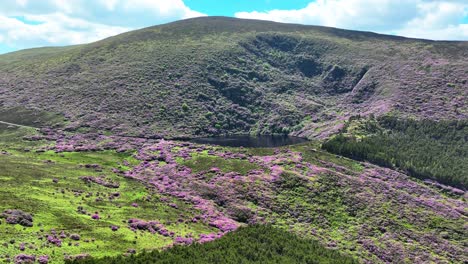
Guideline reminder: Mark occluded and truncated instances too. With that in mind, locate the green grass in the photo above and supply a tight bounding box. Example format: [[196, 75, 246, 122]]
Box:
[[0, 107, 65, 128], [291, 142, 365, 173], [0, 128, 214, 263]]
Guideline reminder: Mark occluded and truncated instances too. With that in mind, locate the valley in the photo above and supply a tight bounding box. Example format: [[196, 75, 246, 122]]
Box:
[[0, 17, 466, 264]]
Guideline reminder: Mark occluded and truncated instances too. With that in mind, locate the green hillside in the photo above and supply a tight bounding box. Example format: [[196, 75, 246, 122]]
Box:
[[0, 124, 466, 263], [0, 17, 466, 138], [0, 17, 467, 264]]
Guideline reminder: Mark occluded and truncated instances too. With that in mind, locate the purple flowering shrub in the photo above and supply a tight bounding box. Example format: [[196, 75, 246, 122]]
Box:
[[23, 133, 464, 263], [1, 209, 33, 227], [38, 255, 49, 264], [80, 176, 120, 188], [91, 214, 100, 220], [121, 139, 466, 263], [46, 235, 62, 247], [14, 254, 35, 263], [174, 236, 194, 245], [127, 219, 174, 237]]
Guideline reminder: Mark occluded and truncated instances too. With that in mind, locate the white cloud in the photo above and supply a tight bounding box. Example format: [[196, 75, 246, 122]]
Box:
[[16, 0, 28, 7], [0, 14, 130, 49], [0, 0, 466, 53], [0, 0, 205, 53], [395, 24, 468, 40], [0, 0, 205, 27], [235, 0, 468, 40]]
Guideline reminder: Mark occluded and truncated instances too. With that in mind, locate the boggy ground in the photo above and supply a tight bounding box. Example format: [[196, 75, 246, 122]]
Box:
[[0, 125, 466, 263]]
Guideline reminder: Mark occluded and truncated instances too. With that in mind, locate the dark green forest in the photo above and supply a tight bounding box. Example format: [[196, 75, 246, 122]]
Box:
[[322, 116, 467, 189], [67, 225, 357, 264]]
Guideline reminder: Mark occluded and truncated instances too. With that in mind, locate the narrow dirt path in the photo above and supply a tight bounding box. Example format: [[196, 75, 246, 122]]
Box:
[[0, 121, 39, 130]]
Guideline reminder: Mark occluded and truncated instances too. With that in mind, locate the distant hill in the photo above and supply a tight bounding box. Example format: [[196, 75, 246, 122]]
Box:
[[0, 16, 467, 138]]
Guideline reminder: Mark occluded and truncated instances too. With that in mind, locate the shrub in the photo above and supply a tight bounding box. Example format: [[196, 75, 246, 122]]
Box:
[[66, 225, 357, 264]]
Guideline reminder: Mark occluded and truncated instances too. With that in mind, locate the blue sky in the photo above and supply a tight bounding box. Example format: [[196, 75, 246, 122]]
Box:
[[0, 0, 467, 54], [184, 0, 313, 16]]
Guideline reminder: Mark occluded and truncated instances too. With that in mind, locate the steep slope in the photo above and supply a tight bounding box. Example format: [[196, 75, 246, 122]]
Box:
[[0, 16, 467, 138]]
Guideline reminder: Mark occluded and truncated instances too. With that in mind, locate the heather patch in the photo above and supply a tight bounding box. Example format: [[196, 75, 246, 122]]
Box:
[[1, 128, 466, 263], [0, 129, 214, 263], [1, 209, 34, 227], [80, 176, 120, 188], [180, 153, 260, 175], [121, 139, 467, 263]]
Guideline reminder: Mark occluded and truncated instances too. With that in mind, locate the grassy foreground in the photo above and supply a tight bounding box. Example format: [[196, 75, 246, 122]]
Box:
[[1, 122, 466, 263], [0, 126, 214, 263]]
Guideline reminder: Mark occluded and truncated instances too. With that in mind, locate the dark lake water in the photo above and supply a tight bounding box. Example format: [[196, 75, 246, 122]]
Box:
[[190, 135, 308, 148]]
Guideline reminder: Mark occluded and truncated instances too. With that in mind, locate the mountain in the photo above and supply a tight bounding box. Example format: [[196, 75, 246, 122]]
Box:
[[0, 16, 467, 138], [0, 17, 467, 264]]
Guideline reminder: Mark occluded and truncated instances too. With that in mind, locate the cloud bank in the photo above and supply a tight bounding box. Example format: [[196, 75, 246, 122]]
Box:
[[0, 0, 205, 51], [235, 0, 468, 40], [0, 0, 466, 54]]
